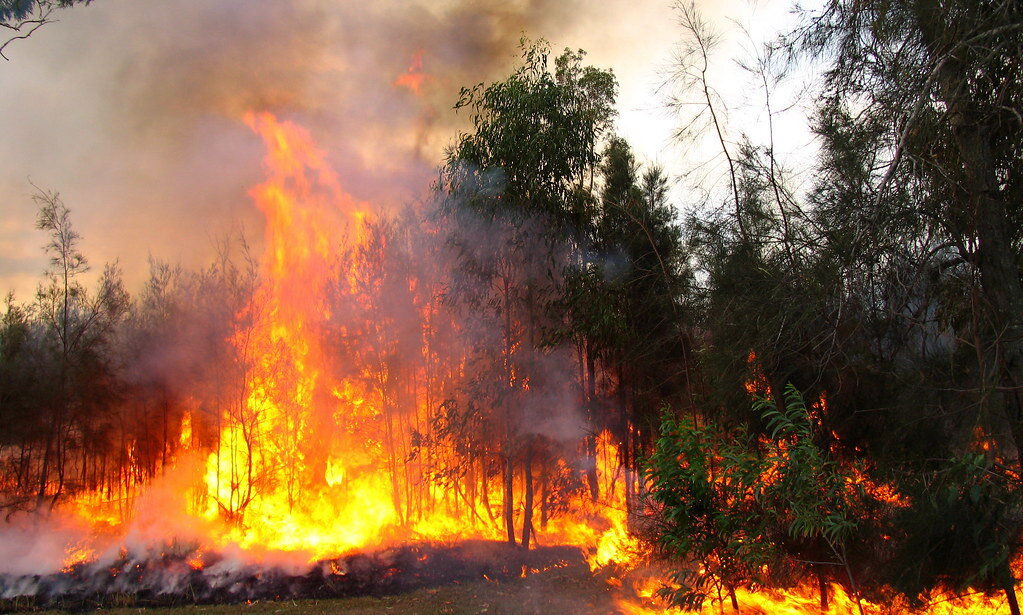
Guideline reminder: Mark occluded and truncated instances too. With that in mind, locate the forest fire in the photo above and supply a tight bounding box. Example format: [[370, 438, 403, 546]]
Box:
[[612, 574, 1016, 614], [1, 3, 1020, 607], [0, 112, 648, 609]]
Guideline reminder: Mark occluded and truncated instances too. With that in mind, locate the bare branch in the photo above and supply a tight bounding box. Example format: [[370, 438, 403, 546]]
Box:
[[0, 5, 55, 61]]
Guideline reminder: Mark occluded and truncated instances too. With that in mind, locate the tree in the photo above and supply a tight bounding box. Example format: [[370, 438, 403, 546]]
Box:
[[793, 0, 1023, 464], [790, 3, 1023, 608], [647, 413, 774, 612], [1, 0, 92, 60], [648, 386, 879, 613], [32, 189, 128, 510], [441, 39, 619, 546], [447, 38, 617, 233], [665, 0, 1023, 608]]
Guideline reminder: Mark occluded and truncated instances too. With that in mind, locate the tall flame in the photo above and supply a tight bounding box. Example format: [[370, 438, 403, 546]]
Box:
[[196, 112, 396, 557]]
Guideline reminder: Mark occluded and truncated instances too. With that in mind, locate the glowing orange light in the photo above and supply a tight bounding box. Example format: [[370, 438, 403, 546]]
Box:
[[394, 50, 431, 95]]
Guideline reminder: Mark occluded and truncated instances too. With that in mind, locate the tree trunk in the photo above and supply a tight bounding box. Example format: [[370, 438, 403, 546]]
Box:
[[818, 570, 829, 612], [1002, 562, 1022, 615], [503, 451, 515, 544], [585, 350, 599, 501], [521, 440, 534, 549], [1005, 580, 1021, 615], [35, 416, 55, 511]]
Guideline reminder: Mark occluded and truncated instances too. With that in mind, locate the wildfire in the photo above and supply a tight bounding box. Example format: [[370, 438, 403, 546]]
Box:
[[612, 574, 1016, 615], [5, 112, 1014, 615], [394, 49, 431, 95], [744, 350, 771, 397], [43, 112, 641, 583]]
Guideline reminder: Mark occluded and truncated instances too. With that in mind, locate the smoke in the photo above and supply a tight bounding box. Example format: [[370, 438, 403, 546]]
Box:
[[0, 512, 94, 577], [0, 0, 599, 298]]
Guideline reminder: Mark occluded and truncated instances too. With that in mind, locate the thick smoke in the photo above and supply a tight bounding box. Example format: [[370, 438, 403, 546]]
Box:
[[0, 0, 608, 298], [0, 0, 694, 300]]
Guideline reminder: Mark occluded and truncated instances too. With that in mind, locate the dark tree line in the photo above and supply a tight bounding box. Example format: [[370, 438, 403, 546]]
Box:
[[0, 190, 255, 515], [647, 0, 1023, 612]]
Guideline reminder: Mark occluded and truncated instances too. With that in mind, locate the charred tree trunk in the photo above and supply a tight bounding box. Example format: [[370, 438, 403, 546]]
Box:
[[35, 410, 56, 511], [503, 451, 515, 544], [585, 349, 599, 501], [521, 439, 534, 549], [818, 570, 829, 612], [501, 274, 516, 545], [539, 458, 549, 530], [1004, 576, 1022, 615]]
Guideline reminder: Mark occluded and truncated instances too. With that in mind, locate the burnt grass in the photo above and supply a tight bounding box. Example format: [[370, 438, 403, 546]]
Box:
[[0, 541, 600, 613]]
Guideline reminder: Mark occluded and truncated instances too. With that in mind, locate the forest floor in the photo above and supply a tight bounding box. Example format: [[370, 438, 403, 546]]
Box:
[[33, 561, 638, 615]]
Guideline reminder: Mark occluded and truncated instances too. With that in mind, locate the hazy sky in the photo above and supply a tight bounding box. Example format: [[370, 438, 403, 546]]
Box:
[[0, 0, 804, 301]]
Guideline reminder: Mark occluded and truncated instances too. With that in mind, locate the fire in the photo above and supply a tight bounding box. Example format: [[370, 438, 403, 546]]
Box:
[[394, 49, 431, 95], [541, 431, 647, 570], [195, 111, 397, 558], [43, 112, 641, 580], [60, 542, 96, 573], [613, 574, 1015, 615], [179, 411, 193, 449], [12, 113, 1017, 615], [744, 350, 771, 396]]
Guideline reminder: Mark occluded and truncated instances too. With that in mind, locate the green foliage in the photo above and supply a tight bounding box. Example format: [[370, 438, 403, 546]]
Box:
[[646, 412, 773, 610], [446, 38, 616, 233], [0, 0, 88, 23], [889, 453, 1023, 602], [756, 385, 858, 548], [647, 385, 870, 611]]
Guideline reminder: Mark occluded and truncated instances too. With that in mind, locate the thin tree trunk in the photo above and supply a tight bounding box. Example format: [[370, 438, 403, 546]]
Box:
[[521, 439, 534, 549], [585, 351, 599, 501], [503, 452, 515, 544], [1003, 565, 1021, 615], [818, 570, 829, 612]]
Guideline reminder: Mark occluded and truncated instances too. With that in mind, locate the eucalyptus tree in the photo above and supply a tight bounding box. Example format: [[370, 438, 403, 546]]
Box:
[[441, 39, 618, 546], [0, 0, 92, 60]]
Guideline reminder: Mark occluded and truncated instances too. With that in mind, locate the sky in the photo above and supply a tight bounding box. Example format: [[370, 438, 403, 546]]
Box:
[[0, 0, 808, 301]]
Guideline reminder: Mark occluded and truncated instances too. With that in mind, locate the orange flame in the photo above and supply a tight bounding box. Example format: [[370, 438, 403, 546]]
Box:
[[54, 113, 640, 575], [394, 50, 431, 95]]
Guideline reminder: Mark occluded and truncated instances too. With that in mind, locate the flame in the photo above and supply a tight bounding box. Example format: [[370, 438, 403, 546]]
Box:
[[394, 50, 431, 95], [744, 350, 771, 397], [48, 113, 639, 577], [196, 111, 396, 558], [60, 542, 96, 573], [613, 573, 1015, 615], [179, 411, 193, 450]]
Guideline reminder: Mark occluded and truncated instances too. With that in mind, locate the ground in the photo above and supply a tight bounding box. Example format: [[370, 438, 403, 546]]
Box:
[[32, 562, 632, 615]]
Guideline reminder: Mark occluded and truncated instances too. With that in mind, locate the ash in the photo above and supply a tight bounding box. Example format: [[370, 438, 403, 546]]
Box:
[[0, 541, 583, 611]]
